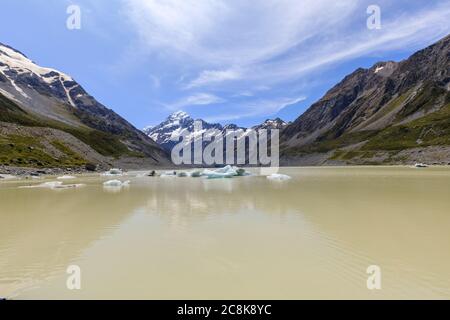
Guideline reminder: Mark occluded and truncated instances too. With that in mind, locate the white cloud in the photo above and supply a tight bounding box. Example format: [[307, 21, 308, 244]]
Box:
[[253, 3, 450, 83], [166, 93, 225, 110], [122, 0, 358, 78], [123, 0, 450, 88], [185, 69, 241, 89], [120, 0, 450, 122], [204, 96, 306, 122]]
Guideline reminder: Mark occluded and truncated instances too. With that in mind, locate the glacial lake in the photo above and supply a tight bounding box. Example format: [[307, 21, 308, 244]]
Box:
[[1, 167, 450, 299]]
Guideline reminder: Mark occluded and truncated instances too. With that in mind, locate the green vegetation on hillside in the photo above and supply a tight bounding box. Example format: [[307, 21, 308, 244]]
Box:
[[0, 93, 144, 164], [282, 87, 450, 161], [0, 93, 41, 126], [0, 135, 86, 167], [395, 84, 447, 120], [282, 130, 377, 156], [363, 102, 450, 151]]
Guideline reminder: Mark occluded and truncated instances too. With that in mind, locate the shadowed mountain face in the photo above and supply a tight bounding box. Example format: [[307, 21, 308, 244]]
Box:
[[0, 43, 171, 169], [281, 34, 450, 166]]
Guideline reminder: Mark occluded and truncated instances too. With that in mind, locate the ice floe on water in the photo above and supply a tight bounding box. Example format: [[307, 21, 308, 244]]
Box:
[[103, 179, 130, 193], [156, 166, 250, 179], [103, 180, 130, 187], [202, 169, 235, 179], [266, 173, 292, 181], [57, 175, 76, 180], [160, 171, 177, 178], [101, 168, 124, 177], [202, 165, 249, 179], [19, 181, 84, 190]]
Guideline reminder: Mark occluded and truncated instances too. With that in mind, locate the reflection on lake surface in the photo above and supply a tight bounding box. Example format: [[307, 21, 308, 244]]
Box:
[[1, 167, 450, 299]]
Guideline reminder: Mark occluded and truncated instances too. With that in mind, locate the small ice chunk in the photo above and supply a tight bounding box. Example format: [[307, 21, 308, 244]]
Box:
[[214, 165, 237, 175], [19, 181, 84, 189], [57, 175, 76, 180], [103, 180, 130, 187], [102, 168, 124, 176], [160, 171, 177, 178], [266, 173, 292, 181], [41, 181, 64, 188], [52, 184, 84, 189], [177, 172, 188, 177], [201, 165, 248, 179], [202, 169, 235, 179]]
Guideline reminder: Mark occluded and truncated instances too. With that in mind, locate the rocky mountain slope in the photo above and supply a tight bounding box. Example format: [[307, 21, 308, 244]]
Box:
[[0, 42, 170, 169], [281, 34, 450, 165]]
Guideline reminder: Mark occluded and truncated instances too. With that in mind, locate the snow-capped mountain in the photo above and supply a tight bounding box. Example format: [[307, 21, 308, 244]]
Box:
[[0, 42, 170, 168], [0, 43, 78, 108], [143, 111, 224, 151], [143, 111, 287, 152], [252, 118, 289, 131]]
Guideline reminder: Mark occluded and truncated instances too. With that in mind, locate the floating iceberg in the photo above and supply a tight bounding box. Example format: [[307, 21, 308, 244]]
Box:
[[20, 181, 84, 190], [202, 165, 248, 179], [160, 171, 177, 178], [52, 183, 84, 189], [135, 173, 147, 178], [177, 172, 188, 177], [41, 181, 64, 188], [266, 173, 292, 181], [57, 175, 76, 180], [102, 168, 124, 176], [103, 180, 130, 187], [202, 169, 235, 179], [103, 180, 130, 193]]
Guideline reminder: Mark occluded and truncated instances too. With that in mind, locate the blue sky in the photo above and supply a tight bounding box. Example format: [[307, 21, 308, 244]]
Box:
[[1, 0, 449, 128]]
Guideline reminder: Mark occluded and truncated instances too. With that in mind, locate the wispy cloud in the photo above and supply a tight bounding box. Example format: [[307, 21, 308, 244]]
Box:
[[204, 96, 306, 122], [165, 93, 225, 110], [185, 68, 241, 89], [119, 0, 450, 123]]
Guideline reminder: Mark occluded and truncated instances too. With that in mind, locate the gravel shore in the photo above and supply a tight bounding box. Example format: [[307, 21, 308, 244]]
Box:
[[0, 165, 95, 178]]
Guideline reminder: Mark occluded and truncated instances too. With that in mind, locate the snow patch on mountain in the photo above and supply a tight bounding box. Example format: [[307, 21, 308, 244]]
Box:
[[0, 43, 77, 105], [0, 43, 73, 82]]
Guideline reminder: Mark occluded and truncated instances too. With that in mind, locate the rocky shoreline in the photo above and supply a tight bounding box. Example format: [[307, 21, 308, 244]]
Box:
[[0, 164, 179, 179], [0, 165, 94, 178]]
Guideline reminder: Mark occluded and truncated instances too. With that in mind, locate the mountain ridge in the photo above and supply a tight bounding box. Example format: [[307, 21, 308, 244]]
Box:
[[144, 111, 288, 153], [280, 34, 450, 165], [0, 42, 171, 169]]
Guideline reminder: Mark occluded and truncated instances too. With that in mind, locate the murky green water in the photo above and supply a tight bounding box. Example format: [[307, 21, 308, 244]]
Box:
[[1, 167, 450, 299]]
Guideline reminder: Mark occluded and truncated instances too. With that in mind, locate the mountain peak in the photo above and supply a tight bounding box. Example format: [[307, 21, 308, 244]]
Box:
[[0, 42, 171, 168], [169, 110, 191, 121], [253, 118, 288, 130], [281, 33, 450, 165], [0, 43, 73, 83]]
